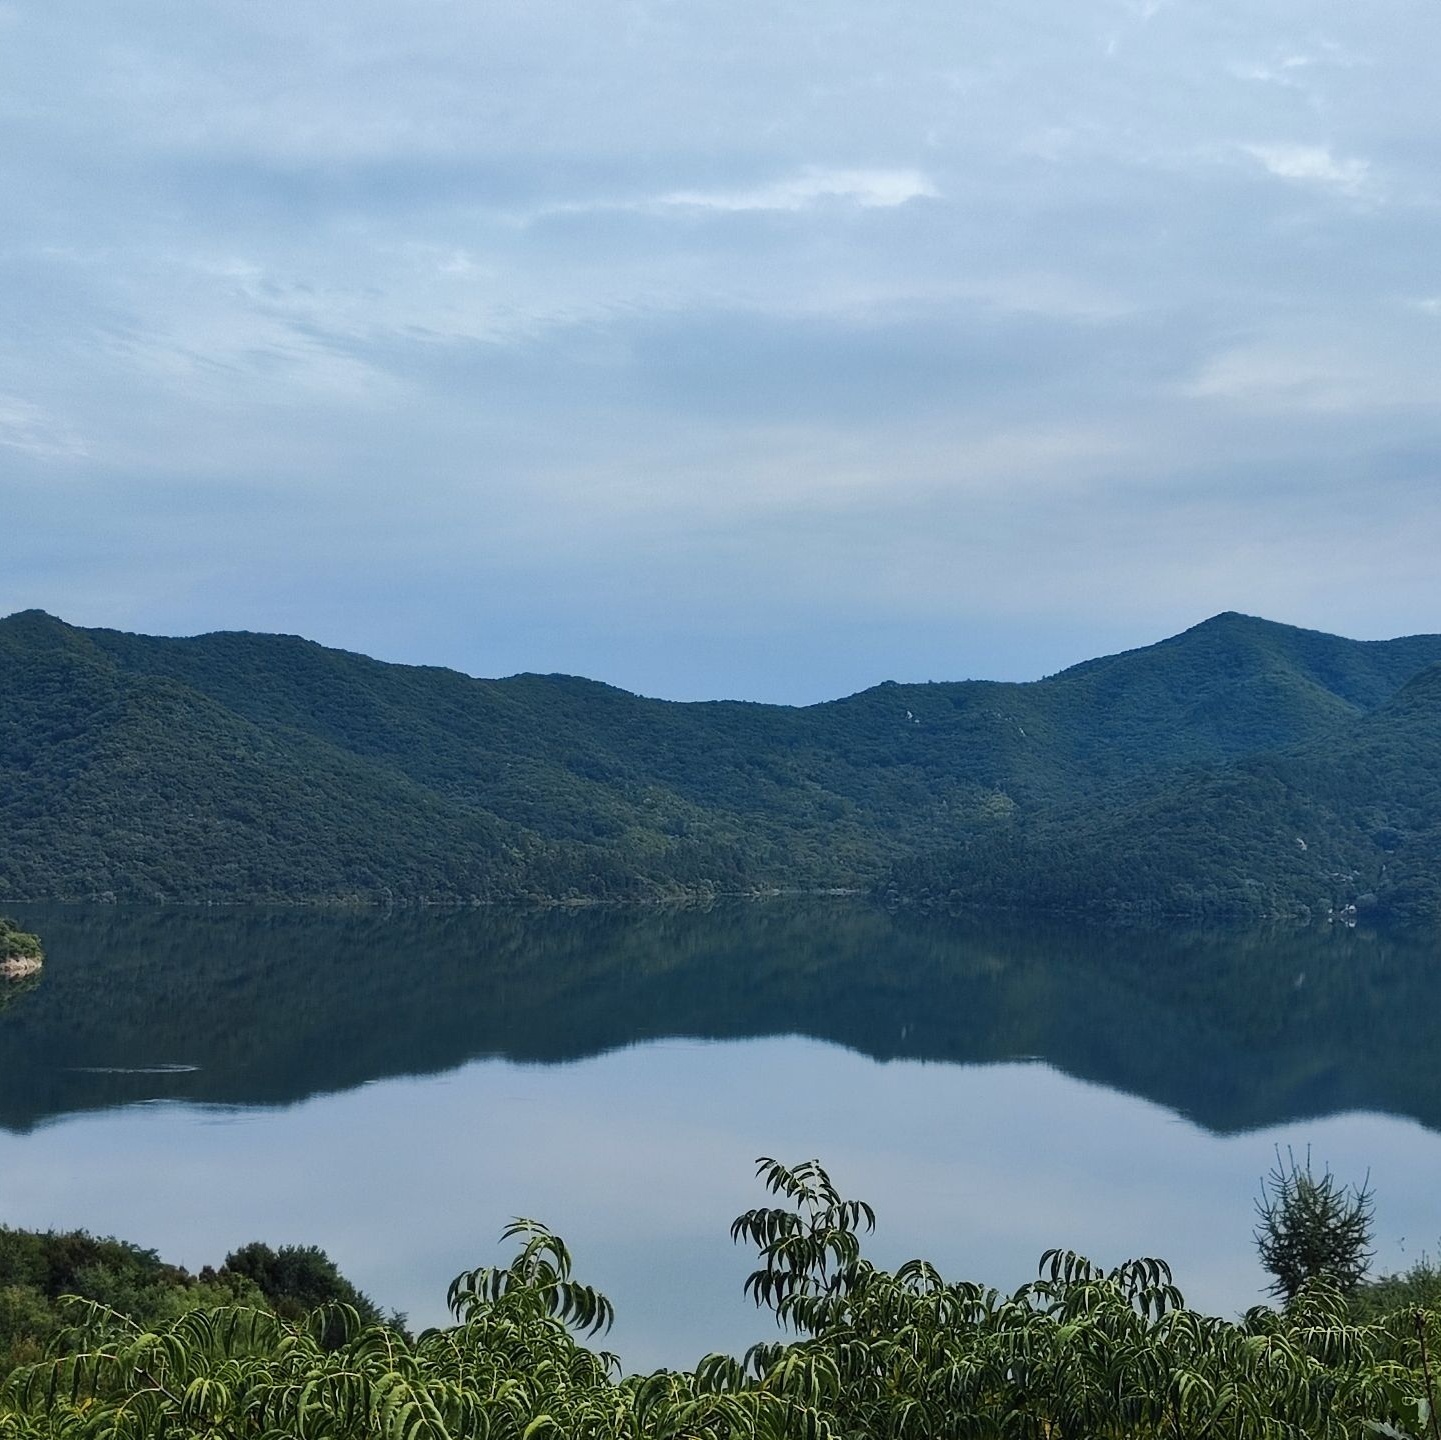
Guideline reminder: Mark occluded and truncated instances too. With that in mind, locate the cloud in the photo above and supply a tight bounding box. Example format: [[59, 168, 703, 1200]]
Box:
[[1177, 342, 1441, 416], [0, 396, 87, 460], [1185, 346, 1364, 412], [655, 168, 939, 214], [4, 0, 1441, 699], [1228, 61, 1302, 87], [531, 169, 941, 223], [1241, 143, 1370, 197], [1228, 35, 1370, 90], [1227, 50, 1345, 86]]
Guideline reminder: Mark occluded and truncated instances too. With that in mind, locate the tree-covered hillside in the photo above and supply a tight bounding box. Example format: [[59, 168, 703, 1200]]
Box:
[[886, 660, 1441, 923], [3, 608, 1440, 916]]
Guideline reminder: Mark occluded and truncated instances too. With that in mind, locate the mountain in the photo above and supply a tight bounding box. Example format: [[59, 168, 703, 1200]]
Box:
[[2, 608, 1440, 917], [884, 658, 1441, 922]]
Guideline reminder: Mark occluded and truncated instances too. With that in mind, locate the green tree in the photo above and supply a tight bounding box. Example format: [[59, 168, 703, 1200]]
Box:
[[219, 1243, 380, 1325], [0, 920, 42, 964], [1255, 1146, 1375, 1300]]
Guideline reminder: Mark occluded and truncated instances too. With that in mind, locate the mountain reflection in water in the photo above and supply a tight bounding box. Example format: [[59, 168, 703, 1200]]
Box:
[[3, 900, 1438, 1136]]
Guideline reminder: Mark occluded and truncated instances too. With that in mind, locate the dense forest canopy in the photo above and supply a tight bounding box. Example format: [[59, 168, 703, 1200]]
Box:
[[4, 608, 1441, 920]]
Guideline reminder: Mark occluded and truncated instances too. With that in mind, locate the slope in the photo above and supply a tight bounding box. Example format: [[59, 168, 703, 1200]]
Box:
[[886, 661, 1441, 922], [3, 608, 1441, 906]]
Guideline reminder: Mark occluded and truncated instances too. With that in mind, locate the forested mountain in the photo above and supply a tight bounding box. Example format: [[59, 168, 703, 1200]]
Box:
[[3, 608, 1440, 918], [886, 660, 1441, 921]]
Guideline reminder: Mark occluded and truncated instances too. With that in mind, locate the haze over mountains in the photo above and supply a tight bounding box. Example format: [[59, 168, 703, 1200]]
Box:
[[3, 608, 1440, 921]]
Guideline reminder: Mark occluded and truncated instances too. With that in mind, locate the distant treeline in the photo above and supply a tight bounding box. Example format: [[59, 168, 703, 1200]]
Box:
[[4, 608, 1441, 921]]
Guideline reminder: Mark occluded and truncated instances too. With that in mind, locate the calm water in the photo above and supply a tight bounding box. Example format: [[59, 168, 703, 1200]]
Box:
[[2, 901, 1440, 1369]]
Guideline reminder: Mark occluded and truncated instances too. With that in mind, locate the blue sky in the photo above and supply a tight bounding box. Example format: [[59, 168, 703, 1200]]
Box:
[[4, 0, 1441, 701]]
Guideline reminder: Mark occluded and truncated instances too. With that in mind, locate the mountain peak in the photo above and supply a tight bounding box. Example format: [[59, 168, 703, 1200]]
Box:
[[1185, 611, 1274, 635], [2, 608, 66, 626], [0, 609, 82, 651]]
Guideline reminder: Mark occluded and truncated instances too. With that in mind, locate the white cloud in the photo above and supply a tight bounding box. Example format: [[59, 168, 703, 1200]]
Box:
[[521, 168, 940, 231], [1241, 143, 1370, 197], [0, 396, 87, 460], [1178, 343, 1435, 415], [1229, 53, 1317, 84], [1229, 39, 1368, 87], [657, 168, 938, 213], [1183, 347, 1339, 407], [1228, 61, 1298, 87]]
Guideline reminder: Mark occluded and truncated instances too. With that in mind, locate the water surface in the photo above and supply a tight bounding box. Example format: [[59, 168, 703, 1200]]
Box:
[[2, 902, 1438, 1368]]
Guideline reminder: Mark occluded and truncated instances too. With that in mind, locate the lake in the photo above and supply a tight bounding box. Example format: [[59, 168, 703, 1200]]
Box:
[[2, 901, 1440, 1370]]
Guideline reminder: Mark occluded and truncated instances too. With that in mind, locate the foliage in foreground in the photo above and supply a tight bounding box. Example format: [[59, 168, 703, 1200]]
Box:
[[5, 1160, 1441, 1438]]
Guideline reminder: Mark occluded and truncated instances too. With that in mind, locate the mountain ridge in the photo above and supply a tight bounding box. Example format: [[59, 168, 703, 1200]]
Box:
[[9, 605, 1436, 704], [4, 608, 1440, 919]]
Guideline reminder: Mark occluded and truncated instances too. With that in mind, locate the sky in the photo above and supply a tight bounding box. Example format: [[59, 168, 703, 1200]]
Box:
[[4, 0, 1441, 703]]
